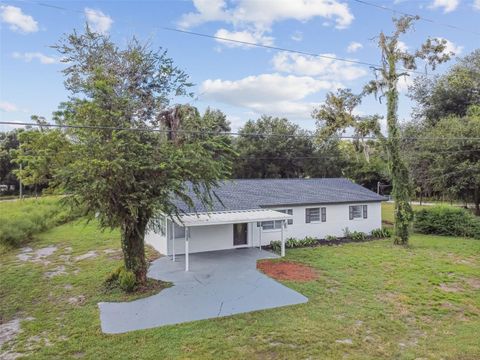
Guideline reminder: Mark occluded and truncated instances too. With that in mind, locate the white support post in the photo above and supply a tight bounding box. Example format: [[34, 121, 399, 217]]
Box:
[[185, 227, 189, 272], [281, 220, 285, 257], [258, 224, 262, 251], [172, 222, 176, 262]]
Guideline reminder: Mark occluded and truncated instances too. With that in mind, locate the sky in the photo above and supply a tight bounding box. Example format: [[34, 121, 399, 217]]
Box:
[[0, 0, 479, 132]]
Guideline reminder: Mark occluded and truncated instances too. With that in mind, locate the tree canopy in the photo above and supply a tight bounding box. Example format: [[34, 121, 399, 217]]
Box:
[[409, 50, 480, 125], [22, 28, 235, 286]]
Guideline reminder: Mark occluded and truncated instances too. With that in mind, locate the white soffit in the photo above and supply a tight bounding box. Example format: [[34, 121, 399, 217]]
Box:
[[177, 209, 292, 227]]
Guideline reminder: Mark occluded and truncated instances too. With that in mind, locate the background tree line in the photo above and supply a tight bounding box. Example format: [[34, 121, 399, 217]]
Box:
[[2, 48, 479, 202]]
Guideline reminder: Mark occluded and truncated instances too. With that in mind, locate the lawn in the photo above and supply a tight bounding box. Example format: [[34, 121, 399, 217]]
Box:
[[0, 203, 479, 359], [381, 201, 429, 226]]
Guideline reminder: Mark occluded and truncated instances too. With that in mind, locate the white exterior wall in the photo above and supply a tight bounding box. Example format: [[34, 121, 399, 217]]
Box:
[[256, 202, 382, 245], [146, 202, 382, 255]]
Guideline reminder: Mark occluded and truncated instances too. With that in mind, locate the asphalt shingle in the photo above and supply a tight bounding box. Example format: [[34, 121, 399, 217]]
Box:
[[176, 178, 387, 213]]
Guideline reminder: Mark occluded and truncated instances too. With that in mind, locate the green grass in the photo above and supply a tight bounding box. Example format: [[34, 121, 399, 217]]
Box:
[[0, 196, 76, 249], [0, 203, 479, 359], [381, 202, 429, 226]]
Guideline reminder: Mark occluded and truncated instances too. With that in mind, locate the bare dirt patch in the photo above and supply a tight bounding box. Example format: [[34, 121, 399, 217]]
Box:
[[439, 282, 464, 293], [0, 318, 21, 347], [17, 246, 57, 265], [74, 251, 97, 262], [463, 277, 480, 290], [257, 260, 318, 282], [67, 295, 86, 306], [377, 292, 410, 316]]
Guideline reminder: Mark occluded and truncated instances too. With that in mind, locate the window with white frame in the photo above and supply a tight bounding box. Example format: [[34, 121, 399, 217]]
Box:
[[349, 205, 368, 220], [172, 222, 186, 238], [261, 220, 284, 231], [277, 209, 293, 225], [306, 208, 319, 223], [305, 207, 326, 223]]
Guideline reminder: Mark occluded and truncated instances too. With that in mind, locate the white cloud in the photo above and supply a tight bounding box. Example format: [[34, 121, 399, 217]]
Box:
[[12, 52, 59, 64], [178, 0, 228, 28], [346, 41, 363, 53], [84, 8, 113, 34], [429, 0, 459, 13], [200, 73, 339, 118], [397, 40, 409, 52], [0, 5, 38, 33], [475, 0, 480, 10], [0, 101, 18, 112], [291, 31, 303, 42], [437, 37, 463, 55], [214, 28, 274, 47], [397, 75, 414, 93], [272, 52, 367, 81], [179, 0, 354, 31]]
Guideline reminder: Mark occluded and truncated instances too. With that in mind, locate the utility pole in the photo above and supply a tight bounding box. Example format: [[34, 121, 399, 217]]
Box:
[[377, 181, 380, 195]]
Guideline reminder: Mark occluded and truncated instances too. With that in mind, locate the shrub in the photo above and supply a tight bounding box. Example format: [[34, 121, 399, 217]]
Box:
[[0, 197, 80, 247], [286, 237, 298, 248], [270, 236, 318, 253], [119, 268, 136, 292], [105, 265, 123, 286], [325, 235, 337, 241], [371, 228, 391, 238], [299, 236, 317, 246], [270, 240, 281, 253], [342, 227, 351, 239], [350, 231, 367, 242], [414, 206, 480, 239]]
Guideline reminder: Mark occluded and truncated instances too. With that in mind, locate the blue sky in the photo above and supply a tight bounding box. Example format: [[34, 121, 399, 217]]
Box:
[[1, 0, 479, 132]]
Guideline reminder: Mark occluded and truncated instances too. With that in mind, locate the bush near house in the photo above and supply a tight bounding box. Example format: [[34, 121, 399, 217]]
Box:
[[270, 228, 391, 252], [0, 197, 79, 247], [414, 206, 480, 239]]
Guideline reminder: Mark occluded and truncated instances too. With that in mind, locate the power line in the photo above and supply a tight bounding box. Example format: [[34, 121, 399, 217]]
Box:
[[349, 0, 480, 37], [0, 121, 368, 139], [7, 0, 444, 77], [161, 27, 430, 77], [2, 121, 480, 141]]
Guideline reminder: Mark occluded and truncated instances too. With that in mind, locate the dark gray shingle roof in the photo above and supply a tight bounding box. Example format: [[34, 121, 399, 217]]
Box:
[[177, 178, 386, 213]]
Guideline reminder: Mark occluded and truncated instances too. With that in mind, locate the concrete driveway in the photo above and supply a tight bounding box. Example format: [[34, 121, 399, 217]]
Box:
[[98, 248, 308, 334]]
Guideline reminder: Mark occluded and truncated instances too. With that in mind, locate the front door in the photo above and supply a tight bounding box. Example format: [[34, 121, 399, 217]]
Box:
[[233, 223, 248, 246]]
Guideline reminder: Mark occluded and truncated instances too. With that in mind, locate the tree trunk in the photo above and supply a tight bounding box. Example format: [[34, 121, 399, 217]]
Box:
[[475, 186, 480, 216], [386, 55, 413, 246], [121, 215, 148, 285]]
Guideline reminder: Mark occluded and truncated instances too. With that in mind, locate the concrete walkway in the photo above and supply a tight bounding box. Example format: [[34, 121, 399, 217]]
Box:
[[98, 248, 308, 334]]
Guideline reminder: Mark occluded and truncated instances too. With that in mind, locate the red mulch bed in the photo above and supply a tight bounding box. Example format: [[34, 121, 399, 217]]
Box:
[[257, 260, 318, 282]]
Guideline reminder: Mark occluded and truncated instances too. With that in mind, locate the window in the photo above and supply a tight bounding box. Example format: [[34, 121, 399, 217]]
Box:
[[277, 209, 293, 225], [321, 207, 327, 222], [349, 205, 367, 220], [261, 220, 284, 231], [172, 222, 186, 239], [305, 208, 320, 223]]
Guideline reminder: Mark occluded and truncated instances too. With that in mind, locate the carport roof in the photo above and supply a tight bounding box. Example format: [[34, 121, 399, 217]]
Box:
[[176, 209, 292, 227]]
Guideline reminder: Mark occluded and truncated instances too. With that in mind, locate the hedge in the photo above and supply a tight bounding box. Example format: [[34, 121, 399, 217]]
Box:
[[414, 206, 480, 239]]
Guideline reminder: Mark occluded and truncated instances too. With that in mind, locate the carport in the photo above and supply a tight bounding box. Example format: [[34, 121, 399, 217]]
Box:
[[172, 209, 292, 271]]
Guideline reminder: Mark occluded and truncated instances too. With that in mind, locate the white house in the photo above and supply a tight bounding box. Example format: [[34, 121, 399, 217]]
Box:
[[145, 178, 386, 270]]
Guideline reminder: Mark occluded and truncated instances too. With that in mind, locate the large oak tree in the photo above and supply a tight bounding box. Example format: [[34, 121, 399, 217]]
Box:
[[51, 29, 233, 285]]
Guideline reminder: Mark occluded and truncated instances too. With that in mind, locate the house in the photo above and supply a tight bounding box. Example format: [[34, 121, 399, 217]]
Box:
[[145, 178, 386, 271]]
